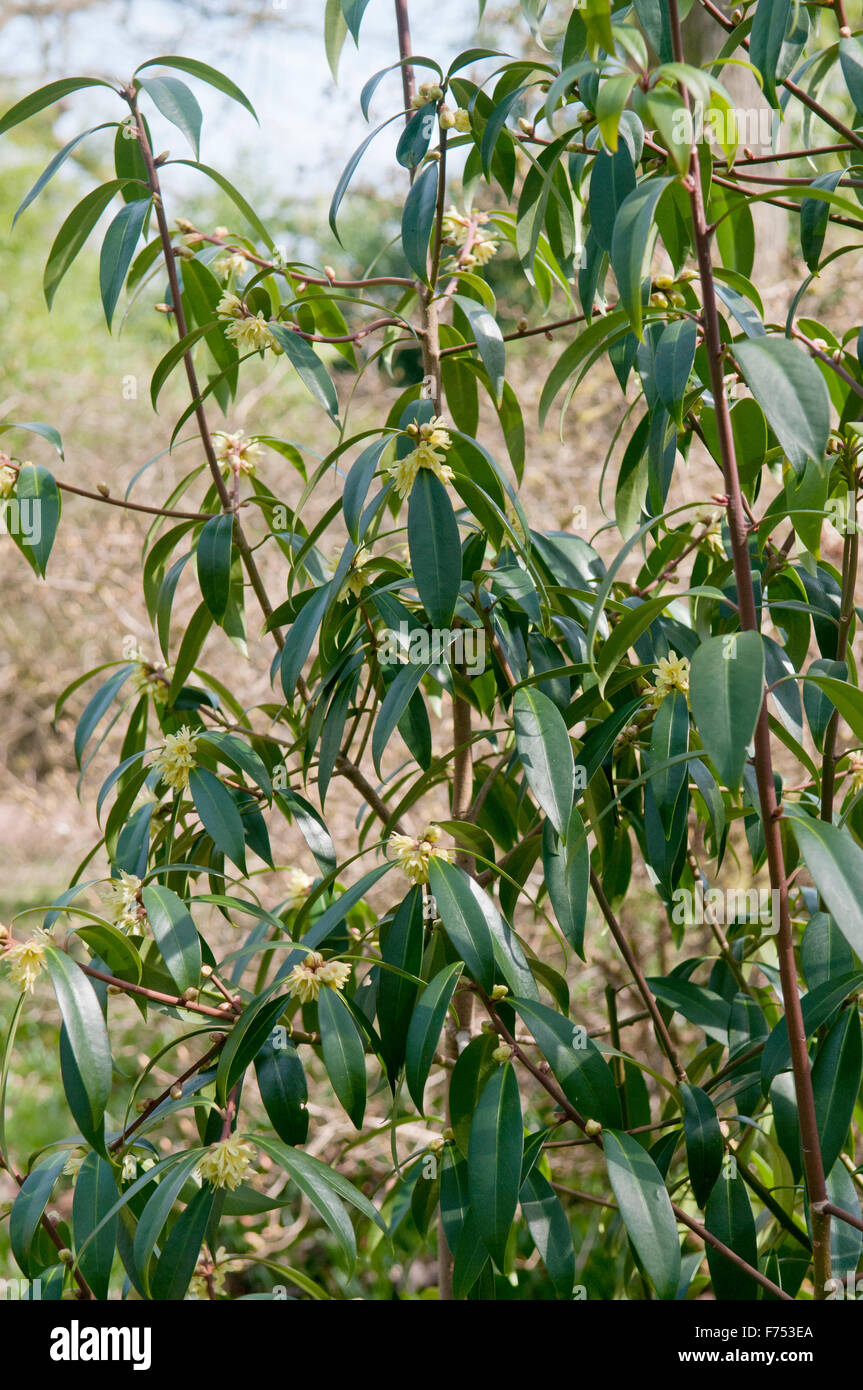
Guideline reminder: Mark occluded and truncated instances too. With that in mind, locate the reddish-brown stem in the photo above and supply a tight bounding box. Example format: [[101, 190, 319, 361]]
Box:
[[668, 0, 832, 1296]]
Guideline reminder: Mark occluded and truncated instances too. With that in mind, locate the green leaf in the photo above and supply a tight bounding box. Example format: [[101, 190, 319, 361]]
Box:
[[255, 1136, 382, 1268], [541, 809, 589, 959], [324, 0, 349, 78], [151, 1185, 215, 1300], [749, 0, 792, 108], [690, 631, 764, 792], [680, 1083, 723, 1207], [44, 180, 128, 308], [99, 198, 151, 328], [189, 766, 247, 871], [401, 161, 438, 282], [467, 1063, 523, 1269], [604, 1128, 681, 1299], [405, 961, 463, 1112], [513, 687, 574, 835], [14, 123, 114, 224], [408, 470, 461, 628], [812, 1007, 862, 1176], [0, 78, 113, 136], [215, 990, 288, 1105], [610, 177, 673, 339], [787, 811, 863, 961], [378, 887, 424, 1082], [137, 75, 202, 158], [44, 946, 112, 1134], [704, 1174, 759, 1298], [513, 997, 622, 1127], [196, 513, 234, 621], [519, 1165, 576, 1298], [318, 986, 367, 1128], [801, 911, 854, 992], [140, 884, 201, 994], [269, 325, 340, 422], [135, 57, 257, 121], [734, 337, 830, 477], [396, 102, 435, 170], [760, 972, 863, 1092], [453, 295, 506, 404], [10, 463, 61, 579], [132, 1151, 204, 1293], [255, 1037, 309, 1146], [646, 976, 730, 1045], [279, 584, 332, 699], [655, 318, 697, 424], [589, 144, 637, 253], [73, 1153, 118, 1301], [10, 1151, 68, 1279], [428, 858, 496, 992]]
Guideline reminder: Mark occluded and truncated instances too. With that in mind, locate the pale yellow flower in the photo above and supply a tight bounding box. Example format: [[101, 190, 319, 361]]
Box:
[[3, 928, 50, 994], [214, 252, 248, 278], [153, 726, 198, 791], [283, 867, 314, 910], [285, 951, 352, 1004], [847, 751, 863, 794], [0, 465, 17, 498], [62, 1150, 85, 1178], [216, 291, 243, 320], [120, 1154, 137, 1182], [100, 871, 144, 934], [438, 104, 456, 130], [327, 544, 370, 600], [131, 785, 160, 814], [645, 652, 690, 708], [411, 81, 444, 109], [133, 659, 169, 698], [213, 430, 263, 478], [224, 312, 278, 353], [199, 1134, 256, 1191], [386, 428, 454, 500], [453, 108, 471, 133], [188, 1247, 229, 1299], [468, 234, 499, 266], [389, 824, 452, 885]]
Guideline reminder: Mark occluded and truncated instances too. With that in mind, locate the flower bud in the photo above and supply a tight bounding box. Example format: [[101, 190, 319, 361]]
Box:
[[58, 1248, 74, 1265], [490, 984, 509, 1001], [170, 1084, 183, 1100], [200, 964, 213, 978], [182, 987, 199, 1002], [585, 1119, 603, 1137]]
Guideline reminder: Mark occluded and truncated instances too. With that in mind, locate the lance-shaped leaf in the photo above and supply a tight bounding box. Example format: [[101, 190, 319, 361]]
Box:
[[190, 766, 247, 871], [151, 1185, 215, 1301], [704, 1174, 759, 1299], [270, 324, 340, 421], [11, 463, 60, 579], [453, 295, 506, 403], [514, 997, 621, 1127], [318, 985, 367, 1128], [734, 337, 830, 477], [401, 160, 438, 282], [541, 810, 589, 959], [604, 1128, 681, 1300], [135, 56, 258, 121], [405, 962, 463, 1112], [99, 197, 151, 328], [44, 946, 112, 1138], [141, 884, 202, 994], [680, 1083, 723, 1207], [519, 1165, 576, 1298], [378, 887, 424, 1082], [137, 75, 202, 157], [513, 687, 575, 835], [812, 1007, 862, 1176], [196, 513, 234, 621], [73, 1153, 118, 1301], [254, 1036, 309, 1146], [655, 318, 697, 424], [787, 810, 863, 961], [467, 1062, 523, 1269], [408, 469, 461, 629], [610, 177, 673, 339], [749, 0, 793, 108], [9, 1151, 69, 1279], [428, 858, 495, 992], [690, 631, 764, 792]]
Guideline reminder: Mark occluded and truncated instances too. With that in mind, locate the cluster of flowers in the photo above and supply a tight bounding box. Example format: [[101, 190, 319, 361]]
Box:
[[410, 80, 471, 135], [386, 416, 454, 500], [213, 430, 262, 478], [216, 292, 281, 354], [441, 205, 499, 268], [388, 823, 452, 884]]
